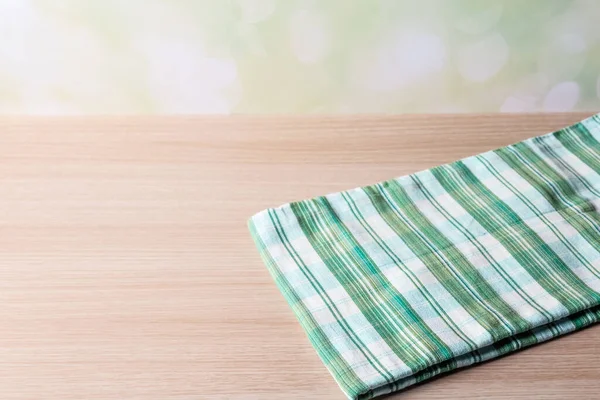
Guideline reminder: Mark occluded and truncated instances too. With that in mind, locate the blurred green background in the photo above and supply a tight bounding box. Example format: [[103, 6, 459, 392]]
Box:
[[1, 0, 599, 114]]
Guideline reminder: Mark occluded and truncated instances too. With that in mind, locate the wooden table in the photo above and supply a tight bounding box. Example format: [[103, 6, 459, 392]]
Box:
[[1, 113, 599, 399]]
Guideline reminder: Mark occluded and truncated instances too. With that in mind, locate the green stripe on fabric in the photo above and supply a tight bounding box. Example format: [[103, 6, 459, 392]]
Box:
[[535, 134, 600, 203], [499, 142, 598, 222], [291, 198, 451, 372], [553, 124, 600, 189], [558, 122, 600, 175], [248, 218, 366, 397], [318, 197, 456, 360], [378, 180, 533, 333], [362, 184, 516, 341], [268, 209, 393, 392], [432, 161, 600, 313], [470, 155, 579, 334], [339, 191, 480, 354], [410, 173, 555, 324], [496, 143, 600, 282]]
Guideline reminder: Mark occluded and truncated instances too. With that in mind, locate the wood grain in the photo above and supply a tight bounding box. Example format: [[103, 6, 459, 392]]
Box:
[[0, 112, 598, 399]]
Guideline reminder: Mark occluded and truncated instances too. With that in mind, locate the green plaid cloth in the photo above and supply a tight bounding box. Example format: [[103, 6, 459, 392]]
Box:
[[249, 114, 600, 399]]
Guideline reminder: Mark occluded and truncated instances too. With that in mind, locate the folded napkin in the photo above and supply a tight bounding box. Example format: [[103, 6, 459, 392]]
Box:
[[249, 113, 600, 399]]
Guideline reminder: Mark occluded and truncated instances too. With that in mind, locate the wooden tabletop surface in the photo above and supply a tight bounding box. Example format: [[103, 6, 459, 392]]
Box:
[[1, 112, 599, 399]]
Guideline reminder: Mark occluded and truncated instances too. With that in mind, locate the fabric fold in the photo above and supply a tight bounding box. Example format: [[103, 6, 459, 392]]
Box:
[[249, 113, 600, 399]]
